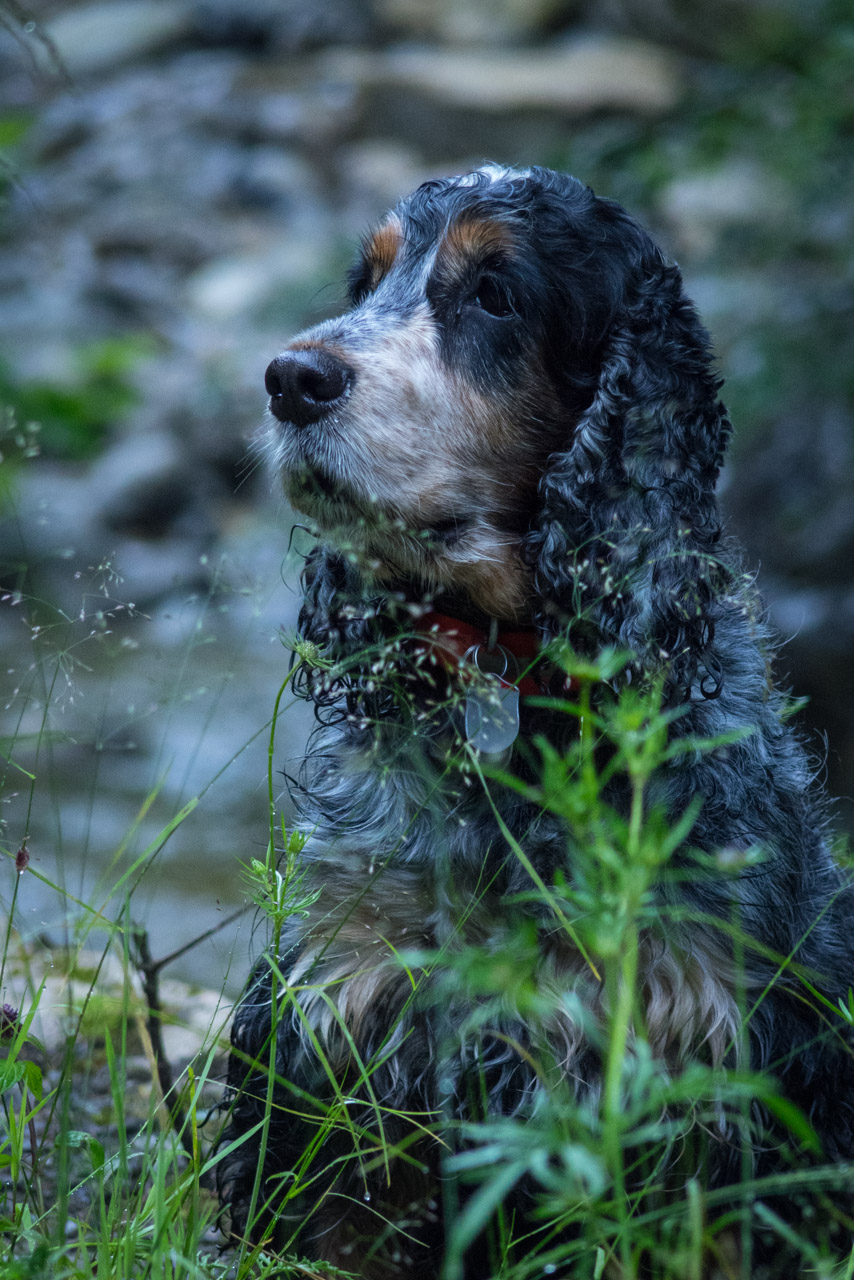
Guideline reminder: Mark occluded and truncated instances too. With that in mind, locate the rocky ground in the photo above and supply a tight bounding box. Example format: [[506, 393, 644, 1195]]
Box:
[[2, 934, 228, 1248], [0, 0, 852, 1010]]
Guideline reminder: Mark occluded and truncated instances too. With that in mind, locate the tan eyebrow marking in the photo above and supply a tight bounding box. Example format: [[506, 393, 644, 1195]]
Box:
[[438, 215, 515, 277], [363, 214, 403, 290]]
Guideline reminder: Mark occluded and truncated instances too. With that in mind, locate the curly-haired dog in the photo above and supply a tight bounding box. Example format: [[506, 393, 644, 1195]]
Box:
[[220, 166, 854, 1275]]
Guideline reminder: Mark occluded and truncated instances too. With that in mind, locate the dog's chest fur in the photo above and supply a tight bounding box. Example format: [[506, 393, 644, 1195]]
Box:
[[287, 719, 742, 1087]]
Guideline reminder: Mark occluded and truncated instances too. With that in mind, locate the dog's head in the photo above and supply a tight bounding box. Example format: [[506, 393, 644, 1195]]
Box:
[[266, 165, 731, 692]]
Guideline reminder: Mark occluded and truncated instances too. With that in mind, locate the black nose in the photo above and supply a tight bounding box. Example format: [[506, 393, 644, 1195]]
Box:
[[265, 349, 352, 427]]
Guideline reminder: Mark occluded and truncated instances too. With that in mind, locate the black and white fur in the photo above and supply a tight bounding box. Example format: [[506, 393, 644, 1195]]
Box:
[[219, 166, 854, 1277]]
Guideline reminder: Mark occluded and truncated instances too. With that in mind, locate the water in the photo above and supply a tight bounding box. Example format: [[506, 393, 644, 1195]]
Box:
[[1, 506, 314, 996]]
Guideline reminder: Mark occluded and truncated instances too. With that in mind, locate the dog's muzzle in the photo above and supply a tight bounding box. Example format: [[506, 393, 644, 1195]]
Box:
[[265, 349, 353, 427]]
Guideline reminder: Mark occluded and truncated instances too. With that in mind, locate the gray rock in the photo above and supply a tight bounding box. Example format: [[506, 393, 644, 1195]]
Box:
[[0, 438, 216, 611], [89, 202, 227, 271], [577, 0, 812, 58], [29, 51, 241, 164], [88, 430, 191, 537], [192, 0, 373, 51], [184, 232, 332, 323], [226, 62, 361, 150], [660, 159, 792, 256], [337, 139, 433, 218], [41, 1, 194, 78], [725, 407, 854, 587], [229, 146, 320, 214], [1, 945, 229, 1064], [376, 0, 582, 43], [97, 537, 212, 604], [321, 36, 682, 116]]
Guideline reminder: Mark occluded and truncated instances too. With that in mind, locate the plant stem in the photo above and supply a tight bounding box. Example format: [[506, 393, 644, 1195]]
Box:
[[241, 660, 302, 1249], [602, 772, 645, 1277]]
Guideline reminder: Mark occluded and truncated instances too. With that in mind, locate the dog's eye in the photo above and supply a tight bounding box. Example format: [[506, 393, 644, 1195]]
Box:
[[473, 276, 515, 319]]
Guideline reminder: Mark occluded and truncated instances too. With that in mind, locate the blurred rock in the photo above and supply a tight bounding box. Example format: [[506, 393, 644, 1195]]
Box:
[[226, 62, 362, 151], [89, 430, 193, 538], [376, 0, 582, 43], [192, 0, 373, 51], [726, 407, 854, 588], [764, 584, 853, 647], [2, 945, 229, 1068], [323, 36, 682, 116], [184, 233, 330, 322], [27, 96, 245, 219], [97, 537, 212, 604], [91, 202, 225, 270], [42, 1, 194, 78], [160, 984, 229, 1069], [29, 51, 241, 165], [1, 440, 217, 610], [660, 159, 791, 257], [337, 139, 432, 215], [579, 0, 813, 57], [685, 270, 787, 333], [227, 146, 320, 213]]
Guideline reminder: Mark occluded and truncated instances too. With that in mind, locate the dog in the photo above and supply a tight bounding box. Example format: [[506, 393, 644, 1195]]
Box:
[[220, 165, 854, 1277]]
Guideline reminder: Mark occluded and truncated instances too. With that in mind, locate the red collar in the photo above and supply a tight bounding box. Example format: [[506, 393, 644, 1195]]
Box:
[[415, 610, 545, 697]]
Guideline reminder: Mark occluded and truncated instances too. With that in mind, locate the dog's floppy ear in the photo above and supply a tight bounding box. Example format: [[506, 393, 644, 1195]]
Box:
[[299, 545, 372, 658], [525, 218, 732, 698], [297, 546, 394, 721], [300, 547, 361, 655]]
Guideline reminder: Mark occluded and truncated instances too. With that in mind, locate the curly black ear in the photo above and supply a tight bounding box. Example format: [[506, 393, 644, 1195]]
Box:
[[297, 546, 397, 721], [525, 226, 732, 699], [298, 545, 375, 657]]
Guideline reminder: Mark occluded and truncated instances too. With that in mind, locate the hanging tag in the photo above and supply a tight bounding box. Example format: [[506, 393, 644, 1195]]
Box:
[[465, 675, 520, 754]]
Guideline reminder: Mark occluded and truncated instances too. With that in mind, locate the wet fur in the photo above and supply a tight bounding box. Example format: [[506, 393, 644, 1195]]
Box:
[[220, 166, 854, 1276]]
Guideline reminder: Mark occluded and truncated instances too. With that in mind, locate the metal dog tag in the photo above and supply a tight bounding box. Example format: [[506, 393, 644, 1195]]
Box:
[[465, 675, 520, 754]]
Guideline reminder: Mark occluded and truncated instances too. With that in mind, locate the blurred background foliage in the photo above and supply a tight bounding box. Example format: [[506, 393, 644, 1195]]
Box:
[[0, 0, 852, 983], [0, 336, 153, 458]]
